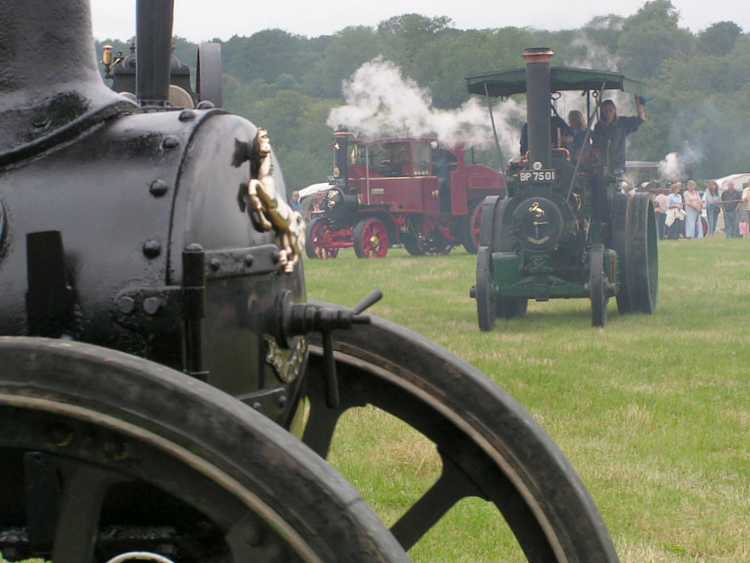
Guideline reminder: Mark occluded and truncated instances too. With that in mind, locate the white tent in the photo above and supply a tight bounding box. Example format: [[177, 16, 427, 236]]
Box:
[[298, 182, 333, 200], [714, 173, 750, 191]]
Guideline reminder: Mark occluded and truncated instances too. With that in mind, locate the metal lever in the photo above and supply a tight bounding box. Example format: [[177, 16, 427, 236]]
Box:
[[352, 289, 383, 315], [276, 289, 383, 409]]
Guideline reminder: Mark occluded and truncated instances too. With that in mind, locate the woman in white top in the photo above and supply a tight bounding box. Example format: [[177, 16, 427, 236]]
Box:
[[666, 182, 685, 239], [683, 180, 704, 239]]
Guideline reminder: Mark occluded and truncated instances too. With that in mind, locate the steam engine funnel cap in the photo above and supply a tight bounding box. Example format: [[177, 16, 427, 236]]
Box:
[[0, 0, 136, 167], [522, 48, 555, 64]]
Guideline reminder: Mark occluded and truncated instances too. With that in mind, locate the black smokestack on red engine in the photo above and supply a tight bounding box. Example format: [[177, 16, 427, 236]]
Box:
[[136, 0, 175, 106], [523, 48, 555, 169]]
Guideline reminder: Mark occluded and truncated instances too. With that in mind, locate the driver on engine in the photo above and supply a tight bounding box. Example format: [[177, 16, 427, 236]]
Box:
[[592, 96, 647, 174]]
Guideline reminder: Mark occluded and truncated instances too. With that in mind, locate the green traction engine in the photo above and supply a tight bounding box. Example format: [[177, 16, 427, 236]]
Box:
[[470, 48, 659, 329]]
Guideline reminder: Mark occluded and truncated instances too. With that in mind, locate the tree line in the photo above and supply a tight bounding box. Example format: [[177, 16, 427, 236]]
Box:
[[97, 0, 750, 191]]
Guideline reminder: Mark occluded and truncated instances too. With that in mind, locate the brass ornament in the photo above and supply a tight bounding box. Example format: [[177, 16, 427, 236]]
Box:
[[245, 128, 305, 273]]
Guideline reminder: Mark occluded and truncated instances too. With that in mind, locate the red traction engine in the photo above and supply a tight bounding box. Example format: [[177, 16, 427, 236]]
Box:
[[305, 132, 506, 258]]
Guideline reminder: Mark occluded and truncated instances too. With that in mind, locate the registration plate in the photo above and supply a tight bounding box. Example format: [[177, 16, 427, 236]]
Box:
[[519, 169, 556, 183]]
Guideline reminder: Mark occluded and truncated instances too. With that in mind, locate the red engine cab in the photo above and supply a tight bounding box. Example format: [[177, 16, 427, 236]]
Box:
[[305, 131, 506, 258]]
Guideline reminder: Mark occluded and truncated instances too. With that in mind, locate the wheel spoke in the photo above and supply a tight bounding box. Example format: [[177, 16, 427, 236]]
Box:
[[390, 458, 475, 550], [52, 464, 120, 563]]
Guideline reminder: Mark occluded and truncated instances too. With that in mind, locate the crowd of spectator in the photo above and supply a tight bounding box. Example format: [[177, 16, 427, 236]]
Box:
[[650, 179, 750, 240]]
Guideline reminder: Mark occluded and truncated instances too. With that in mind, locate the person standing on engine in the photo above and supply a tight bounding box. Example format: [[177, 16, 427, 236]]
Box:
[[564, 110, 588, 161], [592, 96, 647, 174]]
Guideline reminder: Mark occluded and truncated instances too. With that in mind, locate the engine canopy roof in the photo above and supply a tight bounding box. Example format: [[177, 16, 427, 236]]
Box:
[[466, 66, 646, 97]]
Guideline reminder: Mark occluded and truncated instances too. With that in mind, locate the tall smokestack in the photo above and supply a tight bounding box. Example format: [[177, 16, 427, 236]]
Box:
[[522, 48, 555, 168], [0, 0, 131, 164], [136, 0, 175, 106]]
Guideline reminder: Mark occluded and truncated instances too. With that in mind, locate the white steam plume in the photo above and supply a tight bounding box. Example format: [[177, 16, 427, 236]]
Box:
[[658, 145, 704, 182], [327, 58, 526, 159]]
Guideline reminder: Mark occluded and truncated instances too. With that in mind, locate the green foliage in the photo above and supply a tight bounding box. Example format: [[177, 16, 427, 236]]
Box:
[[97, 5, 748, 189], [617, 0, 694, 79], [698, 21, 743, 56]]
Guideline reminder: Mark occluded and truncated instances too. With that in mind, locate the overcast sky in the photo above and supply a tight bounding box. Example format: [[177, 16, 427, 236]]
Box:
[[90, 1, 747, 42]]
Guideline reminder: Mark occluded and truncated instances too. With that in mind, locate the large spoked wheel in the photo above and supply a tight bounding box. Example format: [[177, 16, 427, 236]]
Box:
[[475, 246, 496, 331], [485, 197, 527, 321], [353, 218, 390, 258], [461, 201, 483, 254], [589, 243, 608, 327], [611, 194, 631, 314], [196, 42, 223, 107], [624, 194, 659, 313], [305, 217, 339, 260], [302, 317, 619, 562], [0, 338, 407, 563]]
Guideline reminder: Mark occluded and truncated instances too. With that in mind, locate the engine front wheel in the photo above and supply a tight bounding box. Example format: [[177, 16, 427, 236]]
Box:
[[306, 217, 340, 259]]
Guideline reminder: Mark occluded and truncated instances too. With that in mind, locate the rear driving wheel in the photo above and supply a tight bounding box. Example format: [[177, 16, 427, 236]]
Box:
[[0, 338, 407, 563], [589, 243, 608, 327], [354, 218, 390, 259], [461, 201, 483, 254], [624, 194, 659, 313]]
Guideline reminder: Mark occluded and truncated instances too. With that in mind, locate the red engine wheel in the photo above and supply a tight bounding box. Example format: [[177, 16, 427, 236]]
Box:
[[462, 201, 483, 254], [353, 218, 390, 258], [305, 217, 340, 259]]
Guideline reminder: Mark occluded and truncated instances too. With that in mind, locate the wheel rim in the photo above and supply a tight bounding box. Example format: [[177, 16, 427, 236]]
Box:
[[589, 244, 607, 327]]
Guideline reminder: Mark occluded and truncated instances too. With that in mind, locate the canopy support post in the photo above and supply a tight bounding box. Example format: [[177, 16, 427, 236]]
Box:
[[484, 84, 505, 169]]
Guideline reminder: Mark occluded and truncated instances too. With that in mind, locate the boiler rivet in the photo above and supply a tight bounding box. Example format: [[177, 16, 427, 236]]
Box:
[[143, 240, 161, 258], [162, 135, 180, 149], [178, 109, 196, 121], [149, 179, 169, 197], [209, 258, 221, 271], [244, 254, 254, 267]]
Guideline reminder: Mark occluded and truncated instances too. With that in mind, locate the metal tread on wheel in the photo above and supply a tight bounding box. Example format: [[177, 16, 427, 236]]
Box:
[[304, 311, 620, 562], [0, 337, 408, 563]]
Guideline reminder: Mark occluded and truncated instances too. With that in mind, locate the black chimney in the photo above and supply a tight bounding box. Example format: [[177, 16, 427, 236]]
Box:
[[0, 0, 132, 164], [136, 0, 175, 106], [523, 48, 555, 169]]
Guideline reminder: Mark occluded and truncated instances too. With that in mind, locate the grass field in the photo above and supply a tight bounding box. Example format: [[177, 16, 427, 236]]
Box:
[[303, 237, 750, 563]]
